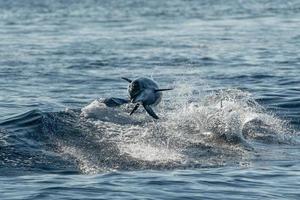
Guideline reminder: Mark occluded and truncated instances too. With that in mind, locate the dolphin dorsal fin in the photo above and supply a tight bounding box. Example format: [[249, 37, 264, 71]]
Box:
[[121, 77, 132, 83], [154, 88, 174, 92]]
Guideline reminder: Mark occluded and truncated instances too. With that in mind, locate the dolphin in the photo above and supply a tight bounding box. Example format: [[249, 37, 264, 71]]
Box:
[[121, 77, 173, 119]]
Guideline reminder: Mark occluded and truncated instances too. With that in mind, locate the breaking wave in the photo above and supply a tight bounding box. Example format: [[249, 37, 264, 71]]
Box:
[[0, 86, 295, 174]]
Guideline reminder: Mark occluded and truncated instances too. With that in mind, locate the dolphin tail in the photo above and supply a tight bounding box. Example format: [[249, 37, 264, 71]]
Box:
[[121, 77, 132, 83], [143, 104, 159, 119], [154, 88, 174, 92], [130, 104, 140, 115], [102, 97, 129, 107]]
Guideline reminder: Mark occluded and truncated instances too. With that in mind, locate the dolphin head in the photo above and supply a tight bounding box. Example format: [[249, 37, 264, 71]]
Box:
[[128, 79, 143, 101]]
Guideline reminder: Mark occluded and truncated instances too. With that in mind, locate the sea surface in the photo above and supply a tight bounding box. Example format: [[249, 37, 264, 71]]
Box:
[[0, 0, 300, 199]]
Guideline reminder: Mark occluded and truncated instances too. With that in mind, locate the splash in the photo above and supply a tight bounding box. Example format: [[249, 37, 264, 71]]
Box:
[[65, 85, 292, 173], [0, 85, 293, 174]]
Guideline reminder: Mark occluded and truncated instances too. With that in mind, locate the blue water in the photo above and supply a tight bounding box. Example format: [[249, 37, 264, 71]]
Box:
[[1, 0, 300, 199]]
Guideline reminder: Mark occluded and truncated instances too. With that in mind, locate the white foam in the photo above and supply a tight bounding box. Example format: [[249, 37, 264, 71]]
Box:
[[73, 85, 291, 173], [119, 143, 184, 162], [80, 99, 141, 124], [81, 99, 112, 118], [56, 142, 103, 174]]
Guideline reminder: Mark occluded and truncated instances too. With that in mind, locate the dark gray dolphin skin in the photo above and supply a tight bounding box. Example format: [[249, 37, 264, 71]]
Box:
[[121, 77, 173, 119]]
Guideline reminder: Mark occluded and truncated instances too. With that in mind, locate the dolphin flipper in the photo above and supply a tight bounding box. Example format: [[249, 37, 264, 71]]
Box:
[[155, 88, 174, 92], [130, 104, 140, 115], [143, 104, 159, 119]]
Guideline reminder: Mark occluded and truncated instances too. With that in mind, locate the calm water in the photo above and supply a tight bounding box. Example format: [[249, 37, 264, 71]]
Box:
[[0, 0, 300, 199]]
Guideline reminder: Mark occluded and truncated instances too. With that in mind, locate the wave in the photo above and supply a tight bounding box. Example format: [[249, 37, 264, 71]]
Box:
[[0, 88, 296, 174]]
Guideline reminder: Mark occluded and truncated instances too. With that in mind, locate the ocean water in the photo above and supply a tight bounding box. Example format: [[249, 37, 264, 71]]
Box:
[[0, 0, 300, 199]]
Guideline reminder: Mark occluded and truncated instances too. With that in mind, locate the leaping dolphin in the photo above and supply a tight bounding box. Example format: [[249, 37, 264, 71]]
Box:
[[121, 77, 173, 119], [100, 77, 172, 119]]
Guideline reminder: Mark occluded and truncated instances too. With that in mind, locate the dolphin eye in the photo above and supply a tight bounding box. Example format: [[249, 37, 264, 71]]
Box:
[[131, 82, 139, 90]]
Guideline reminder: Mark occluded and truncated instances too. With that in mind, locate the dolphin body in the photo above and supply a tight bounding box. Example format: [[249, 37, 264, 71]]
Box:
[[121, 77, 172, 119], [102, 77, 172, 119]]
